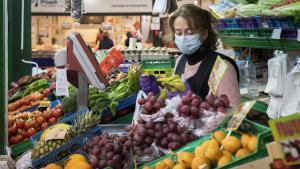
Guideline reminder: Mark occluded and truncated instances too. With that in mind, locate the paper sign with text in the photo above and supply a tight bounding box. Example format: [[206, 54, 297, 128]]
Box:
[[227, 100, 256, 131], [44, 128, 68, 141], [56, 68, 69, 97], [208, 56, 228, 95], [269, 114, 300, 165]]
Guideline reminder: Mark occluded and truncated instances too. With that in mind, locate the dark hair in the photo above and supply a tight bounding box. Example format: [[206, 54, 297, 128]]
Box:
[[99, 28, 103, 33], [169, 4, 218, 52], [126, 31, 132, 38]]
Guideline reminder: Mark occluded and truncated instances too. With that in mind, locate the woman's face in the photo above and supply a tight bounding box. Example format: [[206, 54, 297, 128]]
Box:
[[174, 16, 207, 41]]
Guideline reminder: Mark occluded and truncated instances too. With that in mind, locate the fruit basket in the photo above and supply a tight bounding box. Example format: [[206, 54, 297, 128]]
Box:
[[139, 118, 273, 169], [31, 110, 101, 168]]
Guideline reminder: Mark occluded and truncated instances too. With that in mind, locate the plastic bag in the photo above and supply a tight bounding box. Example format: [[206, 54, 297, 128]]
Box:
[[133, 91, 182, 123], [265, 51, 288, 96], [15, 151, 31, 169], [281, 63, 300, 116], [175, 110, 228, 137], [266, 96, 282, 119]]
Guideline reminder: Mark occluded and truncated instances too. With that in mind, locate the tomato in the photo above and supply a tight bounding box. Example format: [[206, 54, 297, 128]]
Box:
[[42, 88, 51, 97], [9, 136, 17, 145], [48, 117, 57, 125], [43, 110, 53, 119], [16, 119, 25, 129], [25, 120, 35, 129], [53, 109, 62, 118], [22, 98, 30, 105], [41, 122, 49, 129], [36, 116, 46, 125], [19, 129, 28, 139], [56, 104, 62, 109], [15, 134, 24, 144], [8, 126, 17, 136], [27, 128, 37, 137], [8, 119, 14, 128]]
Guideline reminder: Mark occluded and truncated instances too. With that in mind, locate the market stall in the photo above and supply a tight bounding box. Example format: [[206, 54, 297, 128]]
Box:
[[2, 0, 300, 168]]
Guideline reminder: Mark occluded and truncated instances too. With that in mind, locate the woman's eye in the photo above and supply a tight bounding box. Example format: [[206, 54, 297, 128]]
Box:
[[175, 32, 182, 36]]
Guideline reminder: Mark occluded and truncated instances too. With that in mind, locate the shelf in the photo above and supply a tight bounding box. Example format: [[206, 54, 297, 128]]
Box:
[[220, 37, 300, 51]]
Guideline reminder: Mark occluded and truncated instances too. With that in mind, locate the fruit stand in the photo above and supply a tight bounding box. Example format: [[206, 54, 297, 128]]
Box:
[[2, 0, 300, 168]]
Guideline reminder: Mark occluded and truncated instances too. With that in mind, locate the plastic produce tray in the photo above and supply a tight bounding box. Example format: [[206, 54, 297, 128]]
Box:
[[101, 94, 137, 117], [143, 68, 174, 78], [10, 100, 62, 157], [142, 59, 175, 69], [139, 118, 273, 169], [32, 125, 101, 169]]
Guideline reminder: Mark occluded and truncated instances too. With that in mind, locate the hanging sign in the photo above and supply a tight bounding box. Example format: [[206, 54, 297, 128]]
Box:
[[269, 114, 300, 165], [208, 55, 228, 95], [31, 0, 65, 13]]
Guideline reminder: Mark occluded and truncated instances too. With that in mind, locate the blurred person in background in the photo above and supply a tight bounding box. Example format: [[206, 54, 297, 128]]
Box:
[[99, 32, 114, 50]]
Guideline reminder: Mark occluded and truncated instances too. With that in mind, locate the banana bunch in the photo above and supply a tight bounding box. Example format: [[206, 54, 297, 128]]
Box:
[[158, 74, 186, 93]]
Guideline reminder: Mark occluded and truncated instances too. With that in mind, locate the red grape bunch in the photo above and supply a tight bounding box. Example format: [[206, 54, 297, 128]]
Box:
[[125, 113, 196, 152], [200, 94, 230, 113], [177, 91, 230, 119], [83, 133, 133, 169], [138, 92, 166, 115]]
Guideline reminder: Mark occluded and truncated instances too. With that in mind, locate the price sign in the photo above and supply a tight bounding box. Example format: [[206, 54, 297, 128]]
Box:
[[208, 56, 228, 95], [297, 29, 300, 41], [227, 100, 256, 131], [56, 68, 69, 97], [271, 28, 282, 39], [269, 114, 300, 165], [44, 128, 68, 141]]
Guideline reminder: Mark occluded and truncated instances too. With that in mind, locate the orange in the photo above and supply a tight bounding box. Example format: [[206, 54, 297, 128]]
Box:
[[247, 136, 257, 152], [241, 134, 252, 148], [191, 156, 210, 169], [44, 163, 63, 169], [236, 148, 251, 158], [213, 130, 226, 143], [217, 155, 232, 168], [67, 161, 92, 169], [221, 136, 241, 153]]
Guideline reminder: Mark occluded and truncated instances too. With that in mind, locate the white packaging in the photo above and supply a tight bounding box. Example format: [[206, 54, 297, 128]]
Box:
[[266, 95, 282, 119], [281, 63, 300, 116]]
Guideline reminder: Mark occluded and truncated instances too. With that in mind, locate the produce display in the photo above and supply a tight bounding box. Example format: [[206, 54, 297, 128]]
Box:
[[8, 102, 63, 145], [32, 110, 100, 159], [41, 154, 92, 169], [138, 92, 166, 115], [177, 93, 230, 118], [62, 64, 142, 116], [142, 130, 258, 169], [83, 133, 132, 169]]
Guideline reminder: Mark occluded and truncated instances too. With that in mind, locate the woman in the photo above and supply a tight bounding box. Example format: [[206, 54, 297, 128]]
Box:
[[125, 31, 132, 47], [99, 32, 114, 50], [170, 4, 240, 107]]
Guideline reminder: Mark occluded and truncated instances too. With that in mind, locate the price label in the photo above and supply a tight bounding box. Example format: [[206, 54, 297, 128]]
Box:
[[44, 128, 68, 141], [271, 28, 282, 39], [268, 114, 300, 165], [56, 68, 69, 97], [227, 100, 256, 131], [297, 29, 300, 41], [262, 22, 269, 28], [208, 56, 228, 95]]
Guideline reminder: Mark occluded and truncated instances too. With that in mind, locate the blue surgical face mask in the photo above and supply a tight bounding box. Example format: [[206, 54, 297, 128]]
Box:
[[175, 33, 201, 55]]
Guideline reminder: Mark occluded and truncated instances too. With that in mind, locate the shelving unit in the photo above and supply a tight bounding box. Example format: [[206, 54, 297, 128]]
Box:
[[220, 37, 300, 51]]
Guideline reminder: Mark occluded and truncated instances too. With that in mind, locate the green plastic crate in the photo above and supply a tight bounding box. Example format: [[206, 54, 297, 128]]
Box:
[[11, 139, 34, 157], [143, 68, 174, 78], [139, 118, 273, 169], [142, 59, 176, 69]]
